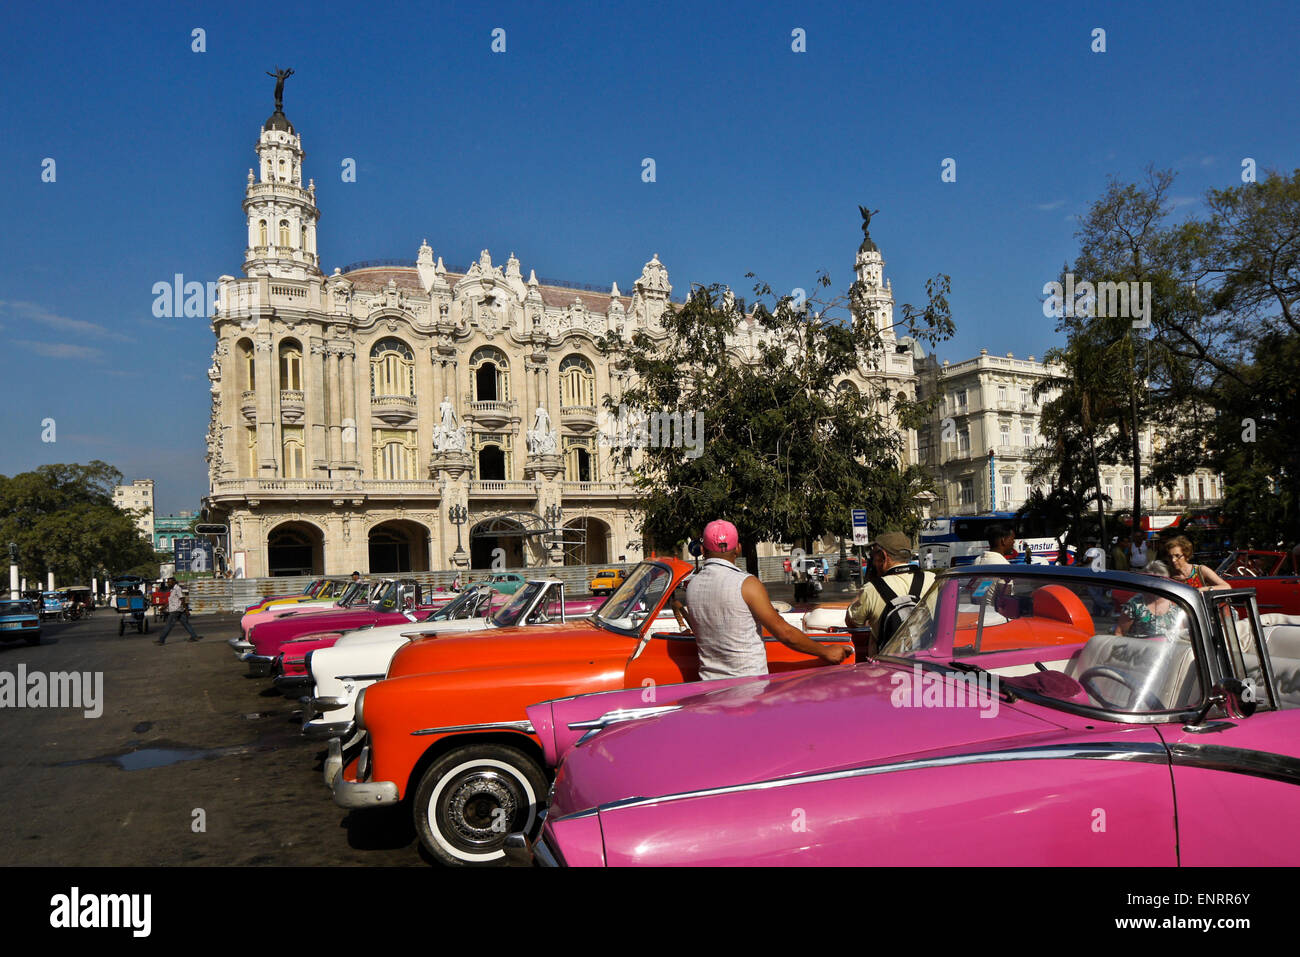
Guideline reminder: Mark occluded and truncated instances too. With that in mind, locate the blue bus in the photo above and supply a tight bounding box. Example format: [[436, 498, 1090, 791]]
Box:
[[918, 512, 1068, 568]]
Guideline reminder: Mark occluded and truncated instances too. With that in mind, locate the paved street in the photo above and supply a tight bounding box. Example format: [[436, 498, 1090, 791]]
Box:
[[0, 610, 424, 866]]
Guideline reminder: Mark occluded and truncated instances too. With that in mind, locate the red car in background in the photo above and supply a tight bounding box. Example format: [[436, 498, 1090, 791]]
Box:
[[1218, 549, 1300, 615]]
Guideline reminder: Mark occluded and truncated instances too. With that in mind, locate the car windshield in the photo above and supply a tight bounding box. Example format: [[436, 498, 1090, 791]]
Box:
[[0, 601, 33, 615], [594, 562, 673, 635], [490, 581, 548, 628], [304, 579, 325, 597], [427, 587, 493, 621], [880, 569, 1207, 716], [370, 581, 416, 612]]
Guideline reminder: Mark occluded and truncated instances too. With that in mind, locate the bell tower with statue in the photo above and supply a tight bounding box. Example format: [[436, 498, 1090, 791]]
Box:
[[854, 206, 895, 343], [243, 67, 321, 280]]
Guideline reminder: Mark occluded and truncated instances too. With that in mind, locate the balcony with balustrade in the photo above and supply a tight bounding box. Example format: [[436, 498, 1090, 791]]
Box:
[[560, 405, 598, 433], [463, 396, 519, 430], [279, 390, 305, 424], [371, 394, 417, 426]]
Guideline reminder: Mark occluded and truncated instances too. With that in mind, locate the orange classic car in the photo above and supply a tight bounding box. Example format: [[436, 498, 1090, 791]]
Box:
[[324, 556, 854, 866]]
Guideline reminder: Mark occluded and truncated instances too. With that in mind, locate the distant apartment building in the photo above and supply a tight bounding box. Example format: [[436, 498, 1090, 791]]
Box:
[[154, 510, 196, 551], [113, 479, 156, 541], [915, 350, 1222, 518]]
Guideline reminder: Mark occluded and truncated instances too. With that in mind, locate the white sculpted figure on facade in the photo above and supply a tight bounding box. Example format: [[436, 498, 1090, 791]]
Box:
[[527, 406, 558, 455], [432, 395, 467, 453]]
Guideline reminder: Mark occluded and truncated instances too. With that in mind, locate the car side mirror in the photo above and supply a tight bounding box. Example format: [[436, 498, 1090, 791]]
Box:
[[1187, 677, 1257, 729]]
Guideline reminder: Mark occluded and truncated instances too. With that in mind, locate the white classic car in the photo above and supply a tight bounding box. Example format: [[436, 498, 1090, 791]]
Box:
[[301, 580, 605, 743]]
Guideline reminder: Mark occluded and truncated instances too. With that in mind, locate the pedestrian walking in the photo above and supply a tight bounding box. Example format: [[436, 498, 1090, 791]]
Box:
[[154, 577, 201, 644], [683, 520, 851, 680]]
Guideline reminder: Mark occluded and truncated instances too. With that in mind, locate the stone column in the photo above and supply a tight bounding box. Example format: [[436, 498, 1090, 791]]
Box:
[[342, 347, 359, 468], [254, 336, 276, 474], [309, 338, 328, 472], [325, 348, 342, 466]]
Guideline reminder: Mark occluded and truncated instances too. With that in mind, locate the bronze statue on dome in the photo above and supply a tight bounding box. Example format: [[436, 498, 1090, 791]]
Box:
[[266, 67, 294, 112]]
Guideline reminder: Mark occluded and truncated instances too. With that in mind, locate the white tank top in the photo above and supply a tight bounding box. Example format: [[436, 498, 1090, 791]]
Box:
[[684, 559, 768, 680]]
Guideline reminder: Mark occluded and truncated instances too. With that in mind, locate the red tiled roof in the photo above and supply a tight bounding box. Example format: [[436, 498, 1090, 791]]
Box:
[[339, 266, 630, 312]]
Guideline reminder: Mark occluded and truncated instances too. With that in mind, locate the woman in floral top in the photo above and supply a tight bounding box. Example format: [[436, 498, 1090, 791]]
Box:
[[1117, 561, 1190, 638]]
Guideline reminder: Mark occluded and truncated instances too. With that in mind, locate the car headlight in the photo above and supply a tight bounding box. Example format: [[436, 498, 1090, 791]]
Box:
[[355, 687, 367, 730]]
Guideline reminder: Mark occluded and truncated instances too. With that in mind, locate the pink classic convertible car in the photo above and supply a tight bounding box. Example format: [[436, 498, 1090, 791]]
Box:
[[513, 565, 1300, 866]]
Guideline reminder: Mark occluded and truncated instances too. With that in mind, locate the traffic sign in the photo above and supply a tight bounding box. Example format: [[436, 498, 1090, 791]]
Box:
[[851, 509, 870, 546]]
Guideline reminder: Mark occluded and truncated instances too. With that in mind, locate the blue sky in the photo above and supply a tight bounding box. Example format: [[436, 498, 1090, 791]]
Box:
[[1, 0, 1296, 513]]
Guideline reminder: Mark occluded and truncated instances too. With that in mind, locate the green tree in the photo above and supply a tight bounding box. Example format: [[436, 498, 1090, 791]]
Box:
[[0, 461, 156, 584], [598, 229, 954, 572], [1149, 170, 1300, 543]]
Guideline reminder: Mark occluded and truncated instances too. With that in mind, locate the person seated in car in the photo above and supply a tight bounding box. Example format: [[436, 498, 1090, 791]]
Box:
[[1116, 561, 1189, 639]]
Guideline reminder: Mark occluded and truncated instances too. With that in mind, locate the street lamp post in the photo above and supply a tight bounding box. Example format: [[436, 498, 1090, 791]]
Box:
[[7, 542, 17, 600], [544, 504, 563, 566], [448, 504, 468, 568]]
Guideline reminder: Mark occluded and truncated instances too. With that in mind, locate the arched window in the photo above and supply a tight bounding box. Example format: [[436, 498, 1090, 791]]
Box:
[[559, 354, 596, 407], [237, 339, 255, 391], [477, 444, 507, 481], [470, 346, 510, 402], [278, 220, 290, 247], [373, 429, 417, 479], [278, 340, 302, 391], [258, 220, 268, 248], [564, 437, 596, 482], [282, 426, 305, 478], [245, 427, 258, 477], [370, 338, 415, 397]]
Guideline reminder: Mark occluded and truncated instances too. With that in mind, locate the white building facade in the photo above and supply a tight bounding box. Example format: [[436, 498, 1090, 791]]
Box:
[[113, 479, 155, 542]]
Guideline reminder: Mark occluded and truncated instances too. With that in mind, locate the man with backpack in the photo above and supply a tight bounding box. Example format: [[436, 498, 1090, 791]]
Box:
[[846, 531, 935, 659]]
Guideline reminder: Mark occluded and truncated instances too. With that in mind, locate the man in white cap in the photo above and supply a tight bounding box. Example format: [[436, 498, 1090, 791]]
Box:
[[683, 519, 852, 680]]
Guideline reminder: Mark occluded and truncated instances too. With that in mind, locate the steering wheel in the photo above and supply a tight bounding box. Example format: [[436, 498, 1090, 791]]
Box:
[[1233, 564, 1258, 577], [1078, 666, 1165, 712]]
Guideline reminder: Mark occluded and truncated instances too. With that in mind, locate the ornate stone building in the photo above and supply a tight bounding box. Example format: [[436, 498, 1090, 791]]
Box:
[[203, 95, 920, 576], [205, 99, 689, 576]]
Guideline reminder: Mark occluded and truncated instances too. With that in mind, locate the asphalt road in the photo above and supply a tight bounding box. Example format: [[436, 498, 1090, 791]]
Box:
[[0, 610, 425, 866]]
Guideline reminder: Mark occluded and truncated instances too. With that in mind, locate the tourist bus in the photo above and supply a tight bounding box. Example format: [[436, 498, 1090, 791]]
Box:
[[918, 512, 1067, 568]]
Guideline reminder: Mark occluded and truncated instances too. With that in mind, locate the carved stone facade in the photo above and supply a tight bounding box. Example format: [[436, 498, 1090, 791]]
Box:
[[204, 103, 918, 576]]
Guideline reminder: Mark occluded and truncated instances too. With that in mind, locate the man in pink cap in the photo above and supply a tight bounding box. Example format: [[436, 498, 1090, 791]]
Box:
[[683, 519, 852, 680]]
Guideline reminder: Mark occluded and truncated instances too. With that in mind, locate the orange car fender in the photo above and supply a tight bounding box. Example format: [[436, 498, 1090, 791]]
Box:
[[365, 659, 629, 798]]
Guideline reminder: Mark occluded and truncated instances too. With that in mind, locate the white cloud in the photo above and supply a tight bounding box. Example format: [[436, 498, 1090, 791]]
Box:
[[1035, 200, 1066, 212], [0, 301, 128, 342], [14, 339, 103, 360]]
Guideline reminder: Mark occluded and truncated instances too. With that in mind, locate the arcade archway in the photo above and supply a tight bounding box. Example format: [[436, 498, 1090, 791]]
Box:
[[266, 521, 325, 577], [368, 519, 429, 574], [563, 517, 609, 566]]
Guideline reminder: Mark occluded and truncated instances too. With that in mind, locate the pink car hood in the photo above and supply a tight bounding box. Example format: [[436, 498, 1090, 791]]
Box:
[[550, 661, 1067, 819]]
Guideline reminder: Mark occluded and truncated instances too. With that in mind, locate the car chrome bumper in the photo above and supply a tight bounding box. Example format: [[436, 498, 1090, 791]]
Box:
[[303, 718, 354, 740], [504, 832, 560, 867], [229, 638, 253, 652], [325, 737, 397, 809], [273, 673, 310, 690], [244, 654, 275, 677]]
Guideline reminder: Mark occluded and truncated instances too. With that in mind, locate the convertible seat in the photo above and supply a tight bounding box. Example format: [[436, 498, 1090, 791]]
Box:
[[1253, 619, 1300, 708], [1065, 633, 1199, 711]]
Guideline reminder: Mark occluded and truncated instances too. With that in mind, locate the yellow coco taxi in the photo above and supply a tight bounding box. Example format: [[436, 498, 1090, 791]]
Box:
[[589, 568, 625, 597]]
